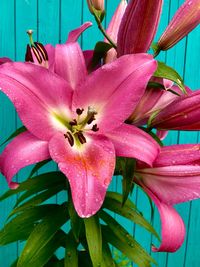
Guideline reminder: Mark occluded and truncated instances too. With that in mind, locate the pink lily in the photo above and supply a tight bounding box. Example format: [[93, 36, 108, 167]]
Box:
[[0, 44, 159, 217], [151, 89, 200, 130], [117, 0, 163, 55], [0, 57, 12, 65], [127, 85, 191, 126], [135, 144, 200, 252], [104, 0, 127, 63], [158, 0, 200, 51]]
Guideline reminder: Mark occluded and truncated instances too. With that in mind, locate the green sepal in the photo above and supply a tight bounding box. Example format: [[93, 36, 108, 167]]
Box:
[[0, 126, 26, 147], [84, 214, 102, 267], [64, 231, 78, 267], [100, 211, 157, 267], [17, 203, 69, 267], [154, 61, 186, 94]]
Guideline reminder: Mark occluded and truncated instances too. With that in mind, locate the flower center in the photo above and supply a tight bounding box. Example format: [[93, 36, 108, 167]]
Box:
[[64, 106, 99, 147]]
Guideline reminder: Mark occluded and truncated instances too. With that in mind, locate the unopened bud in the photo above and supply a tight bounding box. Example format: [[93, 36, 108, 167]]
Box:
[[87, 0, 104, 13]]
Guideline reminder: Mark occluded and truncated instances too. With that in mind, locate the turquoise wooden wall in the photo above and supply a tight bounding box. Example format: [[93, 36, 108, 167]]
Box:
[[0, 0, 200, 266]]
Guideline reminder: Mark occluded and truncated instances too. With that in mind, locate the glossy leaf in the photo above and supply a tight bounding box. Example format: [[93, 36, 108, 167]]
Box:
[[10, 184, 64, 217], [105, 192, 137, 210], [64, 231, 78, 267], [154, 61, 186, 94], [29, 159, 52, 177], [0, 126, 26, 146], [0, 172, 66, 202], [100, 211, 156, 267], [84, 215, 102, 267], [17, 203, 69, 267], [101, 240, 116, 267], [103, 196, 159, 240], [0, 204, 60, 245]]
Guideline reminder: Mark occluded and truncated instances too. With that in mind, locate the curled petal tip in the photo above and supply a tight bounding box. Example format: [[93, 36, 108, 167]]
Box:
[[9, 182, 20, 190]]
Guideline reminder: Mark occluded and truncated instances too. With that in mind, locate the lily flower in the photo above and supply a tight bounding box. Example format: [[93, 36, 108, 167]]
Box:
[[151, 89, 200, 131], [158, 0, 200, 51], [127, 84, 191, 128], [0, 43, 159, 217], [135, 144, 200, 252], [117, 0, 163, 55]]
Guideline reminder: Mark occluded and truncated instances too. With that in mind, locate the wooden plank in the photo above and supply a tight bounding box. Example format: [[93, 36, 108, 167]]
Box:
[[0, 1, 18, 265]]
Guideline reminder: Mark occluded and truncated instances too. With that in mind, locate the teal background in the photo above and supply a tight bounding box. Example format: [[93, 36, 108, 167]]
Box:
[[0, 0, 200, 266]]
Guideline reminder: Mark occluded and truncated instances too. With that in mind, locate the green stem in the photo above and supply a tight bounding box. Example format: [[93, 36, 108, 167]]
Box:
[[94, 15, 117, 49]]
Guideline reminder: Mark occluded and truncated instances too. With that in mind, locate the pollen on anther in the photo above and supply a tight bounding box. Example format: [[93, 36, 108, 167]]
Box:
[[64, 131, 74, 147], [76, 108, 84, 115], [92, 124, 99, 132]]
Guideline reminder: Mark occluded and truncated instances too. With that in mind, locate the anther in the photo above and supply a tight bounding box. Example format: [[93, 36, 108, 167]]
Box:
[[91, 124, 99, 132], [76, 108, 84, 115], [69, 119, 78, 126], [64, 131, 74, 147], [25, 45, 34, 62], [34, 42, 49, 61], [76, 132, 87, 144], [31, 45, 43, 64], [87, 114, 96, 125]]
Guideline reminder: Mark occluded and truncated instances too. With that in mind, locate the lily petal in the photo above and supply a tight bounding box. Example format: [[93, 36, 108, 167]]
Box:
[[0, 131, 50, 188], [105, 0, 127, 63], [55, 43, 87, 90], [152, 90, 200, 130], [140, 185, 185, 252], [0, 62, 73, 140], [45, 44, 55, 72], [0, 57, 12, 64], [49, 133, 115, 217], [73, 54, 157, 133], [106, 124, 160, 166], [137, 145, 200, 205], [117, 0, 163, 55], [66, 22, 93, 43]]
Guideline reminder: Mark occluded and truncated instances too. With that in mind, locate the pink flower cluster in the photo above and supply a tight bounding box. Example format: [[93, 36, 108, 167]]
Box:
[[0, 0, 200, 254]]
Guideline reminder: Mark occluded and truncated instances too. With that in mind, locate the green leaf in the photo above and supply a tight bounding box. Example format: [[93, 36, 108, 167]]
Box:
[[84, 215, 102, 267], [0, 126, 26, 147], [29, 159, 52, 177], [65, 231, 78, 267], [100, 211, 156, 267], [89, 41, 112, 71], [154, 61, 186, 94], [10, 184, 64, 217], [0, 204, 60, 245], [17, 203, 69, 267], [68, 193, 83, 242], [27, 230, 66, 267], [0, 172, 66, 202], [105, 192, 137, 210], [103, 196, 160, 240], [101, 241, 115, 267], [11, 259, 18, 267]]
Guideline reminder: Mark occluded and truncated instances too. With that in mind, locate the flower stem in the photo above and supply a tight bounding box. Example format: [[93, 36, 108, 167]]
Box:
[[94, 14, 117, 49]]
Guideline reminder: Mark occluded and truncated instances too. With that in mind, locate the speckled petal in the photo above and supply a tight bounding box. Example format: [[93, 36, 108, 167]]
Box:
[[49, 132, 115, 217], [0, 131, 50, 188]]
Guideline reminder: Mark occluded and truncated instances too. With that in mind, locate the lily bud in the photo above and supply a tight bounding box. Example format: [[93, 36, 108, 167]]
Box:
[[87, 0, 104, 13], [158, 0, 200, 51], [117, 0, 163, 55]]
